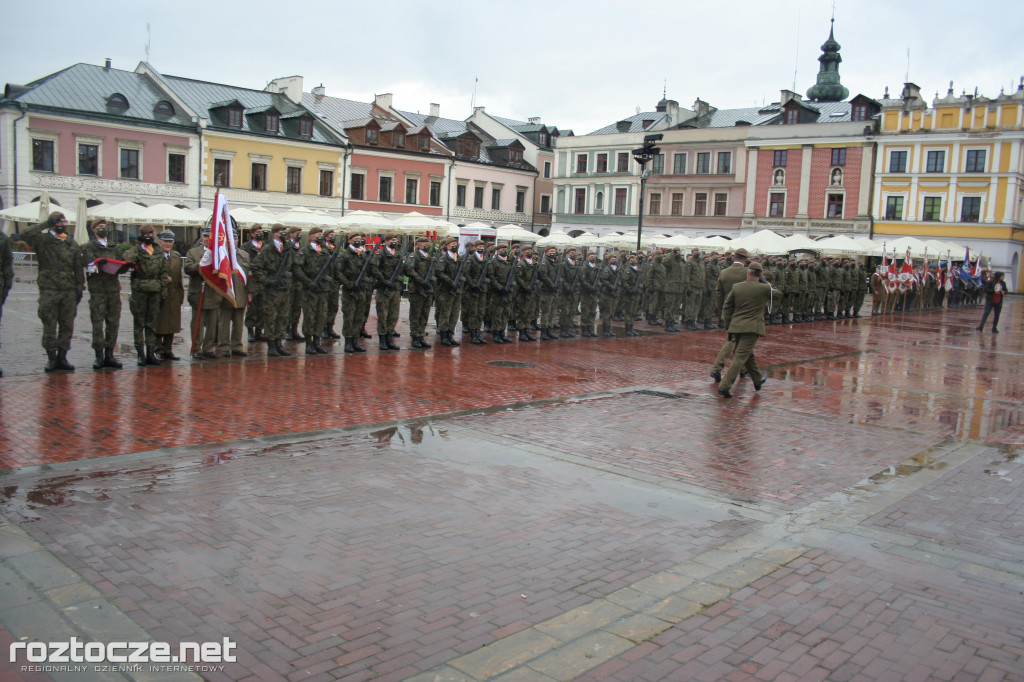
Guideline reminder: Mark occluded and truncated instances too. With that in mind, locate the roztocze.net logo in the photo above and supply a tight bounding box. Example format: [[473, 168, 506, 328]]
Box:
[[10, 637, 237, 665]]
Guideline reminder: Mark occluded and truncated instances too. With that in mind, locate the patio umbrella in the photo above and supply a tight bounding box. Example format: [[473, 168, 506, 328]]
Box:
[[391, 211, 444, 235], [74, 190, 90, 244], [0, 199, 76, 225], [690, 236, 734, 250], [229, 206, 278, 228], [37, 190, 51, 224], [814, 235, 864, 256], [337, 211, 393, 234], [651, 234, 692, 249], [130, 203, 208, 227], [781, 234, 821, 253], [535, 230, 575, 248], [276, 205, 338, 228], [495, 224, 536, 242], [872, 236, 929, 259], [732, 229, 789, 256], [88, 201, 150, 222]]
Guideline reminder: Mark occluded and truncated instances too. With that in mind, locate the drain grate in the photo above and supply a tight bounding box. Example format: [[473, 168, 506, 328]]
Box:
[[487, 360, 534, 368]]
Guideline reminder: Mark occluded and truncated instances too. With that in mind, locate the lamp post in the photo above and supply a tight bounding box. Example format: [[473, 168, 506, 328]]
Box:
[[632, 134, 662, 253]]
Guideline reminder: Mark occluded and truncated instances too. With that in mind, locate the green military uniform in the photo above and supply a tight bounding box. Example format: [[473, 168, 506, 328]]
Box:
[[537, 249, 561, 340], [217, 249, 250, 356], [321, 235, 342, 339], [434, 240, 465, 346], [701, 257, 719, 329], [853, 262, 868, 317], [461, 244, 490, 344], [335, 237, 372, 352], [826, 261, 842, 318], [647, 254, 665, 325], [718, 263, 781, 396], [405, 239, 436, 348], [684, 253, 704, 330], [81, 234, 123, 365], [485, 247, 515, 343], [252, 232, 296, 356], [155, 246, 185, 360], [710, 256, 752, 376], [598, 259, 622, 337], [559, 251, 581, 337], [515, 251, 540, 341], [578, 257, 601, 337], [184, 243, 223, 358], [128, 238, 168, 366], [240, 233, 264, 340], [22, 215, 85, 370], [661, 251, 684, 332], [369, 237, 404, 350], [620, 260, 643, 337], [297, 231, 331, 354]]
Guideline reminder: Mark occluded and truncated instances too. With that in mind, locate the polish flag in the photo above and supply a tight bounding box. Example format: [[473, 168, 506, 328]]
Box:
[[200, 192, 245, 305]]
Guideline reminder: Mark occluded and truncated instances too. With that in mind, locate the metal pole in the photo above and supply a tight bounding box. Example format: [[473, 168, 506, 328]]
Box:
[[636, 168, 646, 253]]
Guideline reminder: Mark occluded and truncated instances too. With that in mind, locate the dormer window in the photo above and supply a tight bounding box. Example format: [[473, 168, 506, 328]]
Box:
[[154, 100, 175, 116], [107, 93, 129, 109], [265, 112, 280, 133], [785, 108, 800, 124], [394, 132, 405, 149], [538, 132, 547, 146], [367, 128, 379, 145], [298, 116, 313, 137], [510, 148, 523, 163], [418, 135, 430, 151], [851, 104, 868, 122], [228, 106, 243, 127]]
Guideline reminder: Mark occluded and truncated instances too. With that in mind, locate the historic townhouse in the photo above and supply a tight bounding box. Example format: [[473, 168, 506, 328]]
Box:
[[152, 72, 348, 215], [393, 103, 538, 230], [872, 81, 1024, 289], [290, 85, 451, 219], [467, 108, 567, 233], [0, 60, 199, 224]]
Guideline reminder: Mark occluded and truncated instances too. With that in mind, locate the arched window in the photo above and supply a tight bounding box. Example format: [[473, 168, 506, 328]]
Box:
[[107, 93, 129, 109], [595, 192, 604, 211], [154, 100, 175, 116]]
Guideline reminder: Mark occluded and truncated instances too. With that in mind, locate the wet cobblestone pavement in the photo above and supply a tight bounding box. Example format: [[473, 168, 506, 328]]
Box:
[[0, 288, 1021, 681]]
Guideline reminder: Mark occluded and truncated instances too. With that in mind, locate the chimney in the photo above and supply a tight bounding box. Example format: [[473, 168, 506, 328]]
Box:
[[665, 99, 680, 124], [104, 58, 111, 70], [901, 82, 922, 102], [473, 106, 485, 116], [528, 117, 541, 124], [312, 84, 325, 97], [429, 103, 440, 117], [616, 120, 631, 133], [265, 76, 303, 104], [692, 98, 711, 118], [374, 93, 393, 110], [780, 89, 800, 105]]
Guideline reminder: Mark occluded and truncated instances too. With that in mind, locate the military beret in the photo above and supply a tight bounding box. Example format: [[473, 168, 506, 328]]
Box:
[[733, 247, 749, 258], [308, 226, 324, 236], [158, 231, 175, 241], [748, 261, 764, 273], [414, 235, 429, 244], [285, 225, 301, 234], [346, 231, 363, 242], [270, 223, 286, 233], [384, 232, 400, 240]]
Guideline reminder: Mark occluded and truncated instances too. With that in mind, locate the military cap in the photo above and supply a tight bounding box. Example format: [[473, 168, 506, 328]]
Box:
[[285, 225, 301, 234], [270, 223, 287, 233], [308, 226, 324, 236], [384, 231, 400, 240], [748, 261, 764, 273], [414, 235, 429, 244], [158, 231, 175, 241], [733, 247, 749, 258], [346, 231, 363, 242]]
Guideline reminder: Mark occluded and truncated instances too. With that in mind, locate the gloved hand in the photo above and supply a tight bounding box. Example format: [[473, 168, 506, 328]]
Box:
[[95, 258, 109, 266], [126, 261, 138, 270]]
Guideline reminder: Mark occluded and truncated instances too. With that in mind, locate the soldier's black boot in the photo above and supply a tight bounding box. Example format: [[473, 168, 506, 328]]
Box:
[[386, 334, 401, 350], [492, 331, 504, 344], [145, 346, 162, 365], [603, 323, 615, 338], [93, 349, 106, 370], [255, 328, 268, 341], [411, 336, 423, 349], [267, 339, 282, 356], [247, 327, 256, 343], [560, 325, 573, 338], [418, 335, 431, 349], [275, 339, 293, 356], [440, 331, 453, 347], [359, 328, 372, 339], [378, 335, 390, 351], [135, 347, 146, 367], [343, 338, 355, 353], [449, 330, 460, 346], [518, 329, 531, 342], [470, 330, 483, 345], [307, 341, 319, 354], [53, 350, 74, 371], [103, 348, 123, 369]]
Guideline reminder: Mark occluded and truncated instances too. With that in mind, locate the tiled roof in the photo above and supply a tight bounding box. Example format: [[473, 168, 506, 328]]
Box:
[[164, 74, 341, 144], [4, 62, 194, 128]]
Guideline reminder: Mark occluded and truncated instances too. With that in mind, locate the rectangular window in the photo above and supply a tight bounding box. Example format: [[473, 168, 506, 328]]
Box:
[[574, 188, 586, 213], [576, 154, 587, 173], [286, 167, 302, 194], [32, 139, 55, 172], [851, 104, 868, 122], [366, 128, 379, 145], [516, 189, 526, 213], [961, 196, 981, 222], [965, 149, 986, 172], [831, 148, 847, 166], [320, 170, 333, 197], [827, 193, 844, 218], [213, 159, 230, 187], [168, 153, 186, 183], [228, 108, 242, 127], [543, 161, 551, 178], [696, 152, 710, 174], [394, 132, 405, 149], [617, 152, 629, 172], [429, 180, 441, 206], [671, 193, 684, 216], [926, 150, 945, 173], [773, 150, 788, 167], [652, 154, 665, 174], [614, 188, 627, 215], [251, 163, 267, 191], [417, 134, 430, 151], [922, 196, 942, 221], [714, 192, 727, 216], [884, 196, 904, 220], [673, 153, 687, 174], [299, 117, 313, 137], [404, 177, 417, 204], [78, 144, 99, 175], [119, 148, 139, 180], [491, 187, 501, 210], [769, 193, 785, 217], [716, 152, 731, 174], [474, 186, 484, 209], [785, 108, 800, 124], [540, 194, 551, 214], [649, 193, 661, 215], [379, 176, 392, 202], [694, 192, 707, 216], [351, 173, 365, 200], [456, 184, 466, 207], [889, 150, 907, 173], [265, 113, 279, 133], [596, 153, 608, 173]]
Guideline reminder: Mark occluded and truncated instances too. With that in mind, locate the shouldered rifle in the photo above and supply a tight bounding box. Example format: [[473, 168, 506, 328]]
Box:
[[419, 246, 443, 297], [267, 245, 292, 290], [500, 257, 518, 302], [588, 261, 604, 294], [450, 252, 469, 294], [380, 248, 406, 299], [611, 262, 622, 293], [569, 259, 583, 294], [309, 244, 340, 292], [552, 258, 565, 293], [527, 257, 541, 295], [473, 253, 493, 293], [630, 259, 647, 297], [352, 245, 377, 291]]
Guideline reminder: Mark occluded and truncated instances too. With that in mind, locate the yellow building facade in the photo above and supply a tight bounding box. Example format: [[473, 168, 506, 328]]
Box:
[[871, 82, 1024, 290]]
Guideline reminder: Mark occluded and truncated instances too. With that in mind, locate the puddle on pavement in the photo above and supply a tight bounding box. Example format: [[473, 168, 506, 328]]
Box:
[[866, 448, 948, 484]]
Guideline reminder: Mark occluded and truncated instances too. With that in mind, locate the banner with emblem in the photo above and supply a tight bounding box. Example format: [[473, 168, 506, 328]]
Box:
[[897, 248, 914, 292], [199, 192, 246, 305]]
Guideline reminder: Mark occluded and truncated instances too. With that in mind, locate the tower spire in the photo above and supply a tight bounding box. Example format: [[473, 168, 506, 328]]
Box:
[[806, 18, 850, 102]]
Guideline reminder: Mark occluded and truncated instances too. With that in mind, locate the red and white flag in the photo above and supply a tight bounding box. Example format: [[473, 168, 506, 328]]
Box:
[[897, 248, 914, 291], [200, 192, 246, 305]]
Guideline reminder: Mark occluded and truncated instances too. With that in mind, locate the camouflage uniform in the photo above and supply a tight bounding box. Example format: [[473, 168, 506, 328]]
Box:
[[598, 260, 622, 337], [128, 241, 169, 360], [515, 253, 541, 341], [684, 253, 704, 329], [240, 236, 264, 338], [461, 246, 490, 344], [22, 222, 84, 365], [252, 237, 296, 355], [335, 241, 372, 352], [405, 242, 436, 348], [298, 237, 332, 353], [537, 251, 561, 339], [578, 258, 602, 336], [0, 231, 14, 376], [434, 244, 465, 346], [661, 251, 685, 331], [369, 242, 404, 349], [701, 257, 719, 328], [81, 237, 122, 351], [559, 253, 581, 336]]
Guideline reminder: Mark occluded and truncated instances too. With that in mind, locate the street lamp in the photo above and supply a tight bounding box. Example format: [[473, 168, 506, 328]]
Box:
[[632, 133, 662, 252]]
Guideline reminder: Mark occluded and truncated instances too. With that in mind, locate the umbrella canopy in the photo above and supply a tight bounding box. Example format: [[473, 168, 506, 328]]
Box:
[[871, 236, 930, 259], [229, 206, 278, 228], [74, 190, 90, 244], [781, 234, 821, 252], [276, 205, 338, 228], [88, 201, 150, 222], [570, 232, 602, 248], [921, 239, 963, 259], [535, 230, 575, 248], [690, 235, 734, 250], [391, 212, 444, 235], [337, 211, 393, 232], [0, 200, 77, 225], [814, 235, 864, 256], [651, 234, 692, 248], [495, 224, 537, 242], [732, 229, 789, 256], [130, 203, 207, 227]]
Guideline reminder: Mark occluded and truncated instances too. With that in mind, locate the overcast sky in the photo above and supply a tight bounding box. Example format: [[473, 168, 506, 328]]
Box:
[[4, 0, 1022, 135]]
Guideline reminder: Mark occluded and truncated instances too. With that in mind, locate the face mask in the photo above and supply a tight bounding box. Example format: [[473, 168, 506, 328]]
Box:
[[95, 228, 107, 237], [252, 232, 263, 241], [316, 237, 325, 244], [53, 225, 66, 234], [141, 235, 154, 244]]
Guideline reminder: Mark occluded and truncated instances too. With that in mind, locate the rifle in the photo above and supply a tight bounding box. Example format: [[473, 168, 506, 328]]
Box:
[[552, 258, 565, 294], [450, 251, 469, 294], [309, 243, 340, 293], [473, 253, 493, 294], [588, 261, 604, 294], [267, 244, 293, 291], [352, 244, 378, 291], [419, 245, 443, 297], [500, 256, 518, 303], [378, 247, 406, 299], [610, 261, 622, 294], [569, 258, 583, 294], [630, 259, 648, 297]]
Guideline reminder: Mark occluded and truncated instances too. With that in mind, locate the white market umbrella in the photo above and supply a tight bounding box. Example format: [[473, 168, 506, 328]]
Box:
[[733, 229, 789, 256], [781, 234, 821, 253], [391, 211, 444, 235], [814, 235, 864, 256], [872, 236, 929, 259], [651, 234, 692, 249], [0, 200, 76, 225], [129, 203, 206, 227], [88, 201, 150, 223], [229, 206, 278, 228], [337, 211, 393, 233], [535, 230, 575, 248], [276, 205, 338, 228], [495, 224, 537, 242], [690, 236, 733, 250], [570, 232, 602, 248]]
